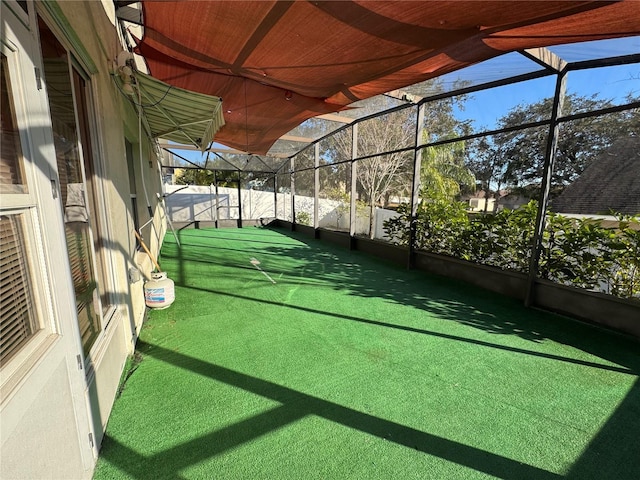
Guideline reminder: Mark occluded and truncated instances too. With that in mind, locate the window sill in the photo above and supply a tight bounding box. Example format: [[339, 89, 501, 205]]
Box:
[[0, 333, 59, 405]]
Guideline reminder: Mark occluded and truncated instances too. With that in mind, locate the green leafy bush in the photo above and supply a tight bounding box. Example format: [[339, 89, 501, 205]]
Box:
[[295, 211, 312, 226], [610, 217, 640, 298], [383, 201, 639, 300], [541, 213, 640, 297]]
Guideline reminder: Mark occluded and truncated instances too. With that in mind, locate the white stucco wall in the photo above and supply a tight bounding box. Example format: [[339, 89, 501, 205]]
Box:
[[1, 2, 165, 479], [1, 360, 86, 480]]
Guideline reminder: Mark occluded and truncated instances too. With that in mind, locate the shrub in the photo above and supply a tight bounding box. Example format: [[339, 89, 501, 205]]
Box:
[[295, 211, 312, 226], [383, 200, 639, 300]]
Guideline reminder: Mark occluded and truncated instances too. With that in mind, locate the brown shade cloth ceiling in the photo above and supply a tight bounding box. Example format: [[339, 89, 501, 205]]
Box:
[[135, 1, 640, 155]]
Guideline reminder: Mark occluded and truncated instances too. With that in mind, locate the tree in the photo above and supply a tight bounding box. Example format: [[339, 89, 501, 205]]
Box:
[[418, 91, 476, 201], [174, 168, 240, 187], [358, 151, 413, 237], [421, 139, 475, 201], [322, 86, 471, 238], [356, 108, 415, 237], [466, 136, 508, 211], [475, 93, 640, 198], [324, 187, 350, 229], [174, 168, 215, 185], [322, 97, 414, 237]]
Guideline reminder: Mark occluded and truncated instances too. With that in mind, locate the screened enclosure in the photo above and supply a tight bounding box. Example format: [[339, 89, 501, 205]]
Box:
[[161, 37, 640, 306]]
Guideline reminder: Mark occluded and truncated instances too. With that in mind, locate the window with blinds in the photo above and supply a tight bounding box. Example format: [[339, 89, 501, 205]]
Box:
[[0, 54, 40, 363], [0, 214, 39, 363], [1, 53, 27, 194]]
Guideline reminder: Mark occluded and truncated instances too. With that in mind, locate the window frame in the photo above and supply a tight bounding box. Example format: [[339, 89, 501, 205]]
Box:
[[35, 10, 118, 363], [69, 59, 118, 326], [3, 0, 30, 29], [1, 40, 34, 209], [0, 23, 61, 398], [0, 207, 59, 397]]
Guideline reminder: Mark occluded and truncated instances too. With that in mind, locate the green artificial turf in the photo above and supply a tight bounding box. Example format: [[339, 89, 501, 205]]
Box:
[[93, 227, 640, 480]]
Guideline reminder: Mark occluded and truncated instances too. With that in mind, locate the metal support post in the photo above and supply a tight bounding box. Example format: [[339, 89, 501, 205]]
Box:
[[213, 170, 220, 228], [290, 157, 296, 230], [408, 103, 425, 269], [349, 124, 358, 249], [525, 68, 568, 306], [272, 174, 278, 224], [236, 170, 242, 228], [314, 143, 320, 238]]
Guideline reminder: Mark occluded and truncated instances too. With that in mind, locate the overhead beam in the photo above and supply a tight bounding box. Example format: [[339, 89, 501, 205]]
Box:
[[158, 142, 290, 159], [567, 52, 640, 72], [521, 47, 566, 73], [279, 134, 315, 143], [158, 142, 248, 155], [315, 113, 355, 124]]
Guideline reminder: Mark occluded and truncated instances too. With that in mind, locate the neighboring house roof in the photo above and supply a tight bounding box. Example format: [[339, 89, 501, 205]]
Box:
[[464, 190, 490, 199], [550, 136, 640, 215]]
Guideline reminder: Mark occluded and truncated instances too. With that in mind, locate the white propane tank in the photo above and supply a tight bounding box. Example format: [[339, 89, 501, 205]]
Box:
[[144, 272, 175, 309]]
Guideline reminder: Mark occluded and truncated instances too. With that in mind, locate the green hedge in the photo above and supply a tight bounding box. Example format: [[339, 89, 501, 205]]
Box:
[[384, 201, 640, 300]]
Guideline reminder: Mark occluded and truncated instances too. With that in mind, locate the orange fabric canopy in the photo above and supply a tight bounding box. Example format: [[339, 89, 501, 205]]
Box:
[[136, 1, 640, 154]]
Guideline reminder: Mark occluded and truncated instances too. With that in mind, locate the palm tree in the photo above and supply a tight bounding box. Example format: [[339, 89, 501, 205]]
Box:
[[421, 139, 475, 201]]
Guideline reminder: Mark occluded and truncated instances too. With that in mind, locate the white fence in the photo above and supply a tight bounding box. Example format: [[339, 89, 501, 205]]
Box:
[[164, 185, 276, 222], [164, 184, 399, 241]]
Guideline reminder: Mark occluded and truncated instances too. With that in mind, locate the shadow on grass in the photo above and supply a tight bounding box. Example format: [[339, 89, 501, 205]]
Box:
[[140, 227, 640, 479], [162, 227, 640, 373], [99, 341, 563, 480], [99, 402, 305, 480], [176, 284, 637, 377], [255, 229, 640, 480], [260, 229, 640, 369], [565, 377, 640, 480]]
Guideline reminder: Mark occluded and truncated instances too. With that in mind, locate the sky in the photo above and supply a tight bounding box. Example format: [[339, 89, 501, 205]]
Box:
[[452, 62, 640, 131], [167, 36, 640, 166]]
